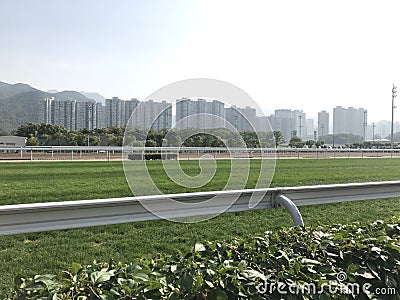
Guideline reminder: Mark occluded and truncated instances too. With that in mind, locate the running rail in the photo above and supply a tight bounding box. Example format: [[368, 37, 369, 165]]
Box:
[[1, 181, 400, 235]]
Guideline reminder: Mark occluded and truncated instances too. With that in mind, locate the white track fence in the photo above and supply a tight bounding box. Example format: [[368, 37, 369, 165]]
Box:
[[2, 146, 400, 161], [1, 181, 400, 235]]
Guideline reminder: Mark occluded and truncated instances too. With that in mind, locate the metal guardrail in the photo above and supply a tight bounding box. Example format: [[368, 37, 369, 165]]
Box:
[[1, 181, 400, 235], [1, 146, 400, 152], [2, 146, 400, 161]]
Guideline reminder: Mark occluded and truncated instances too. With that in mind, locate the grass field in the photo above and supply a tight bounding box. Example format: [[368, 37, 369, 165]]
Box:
[[1, 158, 400, 293]]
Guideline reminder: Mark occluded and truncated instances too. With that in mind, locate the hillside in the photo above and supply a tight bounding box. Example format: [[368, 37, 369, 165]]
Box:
[[0, 81, 94, 134], [0, 81, 38, 99], [0, 90, 47, 134], [54, 90, 91, 102]]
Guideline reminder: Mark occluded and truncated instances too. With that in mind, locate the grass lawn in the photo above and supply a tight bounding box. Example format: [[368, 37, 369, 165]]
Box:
[[0, 158, 400, 293]]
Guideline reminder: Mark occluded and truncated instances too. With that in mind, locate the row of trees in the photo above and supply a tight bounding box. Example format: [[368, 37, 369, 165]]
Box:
[[14, 123, 125, 146], [288, 136, 325, 148], [15, 123, 285, 148]]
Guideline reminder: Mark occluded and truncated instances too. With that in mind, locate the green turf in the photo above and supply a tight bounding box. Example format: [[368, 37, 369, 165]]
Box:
[[0, 158, 400, 293], [2, 158, 400, 205]]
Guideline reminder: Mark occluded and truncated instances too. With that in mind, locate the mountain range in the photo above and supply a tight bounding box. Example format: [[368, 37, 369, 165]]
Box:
[[0, 81, 106, 134]]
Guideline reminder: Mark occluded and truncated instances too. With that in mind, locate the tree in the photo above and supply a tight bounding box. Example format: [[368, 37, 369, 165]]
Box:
[[15, 123, 67, 138], [66, 132, 79, 146], [53, 132, 65, 145], [106, 134, 123, 146], [289, 136, 304, 148], [145, 139, 157, 147], [273, 131, 285, 146], [89, 136, 100, 146], [163, 129, 181, 147], [227, 137, 246, 147], [305, 140, 315, 147], [26, 136, 39, 146]]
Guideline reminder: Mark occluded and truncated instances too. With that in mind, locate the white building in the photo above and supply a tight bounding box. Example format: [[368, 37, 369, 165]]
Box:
[[176, 98, 225, 129], [318, 110, 329, 138], [0, 136, 27, 147], [39, 97, 102, 130], [269, 109, 307, 142]]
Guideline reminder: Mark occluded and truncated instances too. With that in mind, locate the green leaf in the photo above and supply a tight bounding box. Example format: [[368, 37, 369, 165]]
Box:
[[179, 273, 193, 292], [133, 272, 149, 281], [71, 262, 83, 276], [386, 242, 400, 253], [14, 275, 24, 288], [301, 258, 322, 265], [354, 269, 374, 279], [205, 280, 214, 288], [170, 265, 177, 273], [346, 263, 357, 273], [90, 271, 111, 285], [385, 274, 398, 288], [240, 269, 266, 281], [208, 288, 228, 300], [34, 274, 59, 288], [370, 246, 381, 254], [195, 243, 206, 252], [366, 262, 381, 280]]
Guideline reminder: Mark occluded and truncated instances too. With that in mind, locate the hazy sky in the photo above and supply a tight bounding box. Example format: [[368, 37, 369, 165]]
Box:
[[1, 0, 400, 122]]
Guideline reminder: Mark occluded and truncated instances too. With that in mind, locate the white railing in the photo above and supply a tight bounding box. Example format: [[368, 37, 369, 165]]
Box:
[[2, 146, 400, 152], [2, 146, 400, 161], [1, 181, 400, 235]]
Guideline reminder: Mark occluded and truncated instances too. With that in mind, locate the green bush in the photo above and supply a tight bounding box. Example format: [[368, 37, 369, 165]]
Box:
[[127, 153, 178, 160], [6, 217, 400, 299]]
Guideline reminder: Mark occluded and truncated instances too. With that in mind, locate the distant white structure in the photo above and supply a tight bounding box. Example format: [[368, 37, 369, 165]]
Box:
[[268, 109, 307, 142], [0, 136, 27, 147], [39, 97, 104, 130], [175, 98, 225, 129], [105, 97, 172, 130], [318, 110, 329, 139], [367, 120, 400, 140], [305, 118, 315, 140], [333, 106, 367, 137]]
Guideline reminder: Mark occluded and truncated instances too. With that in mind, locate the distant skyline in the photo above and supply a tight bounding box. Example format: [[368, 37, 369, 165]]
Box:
[[1, 0, 400, 123]]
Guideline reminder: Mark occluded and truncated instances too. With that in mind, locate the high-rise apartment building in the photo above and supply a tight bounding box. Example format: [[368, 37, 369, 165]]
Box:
[[306, 118, 315, 140], [76, 101, 98, 130], [175, 98, 225, 129], [318, 110, 329, 138], [225, 106, 258, 131], [268, 109, 307, 142], [39, 97, 55, 124], [333, 106, 367, 138], [106, 97, 171, 130], [131, 100, 172, 130], [96, 103, 105, 129], [124, 98, 140, 125], [105, 97, 125, 127], [39, 97, 100, 131], [333, 106, 346, 135]]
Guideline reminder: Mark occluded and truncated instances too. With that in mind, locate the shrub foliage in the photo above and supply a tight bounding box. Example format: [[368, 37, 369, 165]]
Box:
[[7, 218, 400, 299]]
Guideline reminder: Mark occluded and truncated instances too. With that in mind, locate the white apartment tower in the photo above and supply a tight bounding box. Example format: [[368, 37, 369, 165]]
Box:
[[333, 106, 367, 137], [269, 109, 307, 142], [175, 98, 225, 129], [318, 110, 329, 138]]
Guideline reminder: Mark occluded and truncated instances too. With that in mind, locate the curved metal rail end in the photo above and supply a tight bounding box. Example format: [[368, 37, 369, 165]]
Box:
[[273, 194, 305, 227]]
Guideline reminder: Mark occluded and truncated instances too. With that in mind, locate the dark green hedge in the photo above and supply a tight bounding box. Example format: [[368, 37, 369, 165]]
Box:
[[6, 217, 400, 299], [127, 153, 178, 160]]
